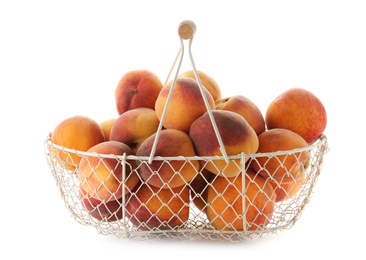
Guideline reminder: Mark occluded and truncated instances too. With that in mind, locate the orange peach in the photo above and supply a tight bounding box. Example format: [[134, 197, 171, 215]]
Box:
[[99, 118, 117, 141], [270, 167, 307, 202], [51, 115, 105, 170], [189, 110, 259, 178], [206, 170, 276, 231], [125, 183, 190, 230], [78, 141, 139, 201], [178, 69, 222, 101], [155, 77, 215, 133], [115, 69, 164, 115], [265, 88, 327, 144], [215, 95, 266, 135], [109, 107, 160, 154], [251, 128, 309, 184], [136, 129, 200, 189], [79, 186, 123, 222]]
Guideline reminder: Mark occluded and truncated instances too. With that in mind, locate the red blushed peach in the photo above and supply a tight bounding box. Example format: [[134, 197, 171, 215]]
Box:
[[51, 115, 105, 170], [109, 107, 160, 154], [79, 187, 123, 222], [155, 77, 215, 133], [178, 69, 222, 101], [189, 110, 259, 178], [206, 170, 276, 231], [215, 95, 266, 135], [125, 183, 190, 231], [265, 88, 327, 144], [115, 69, 164, 115], [136, 129, 200, 189], [78, 141, 139, 201], [250, 128, 310, 184]]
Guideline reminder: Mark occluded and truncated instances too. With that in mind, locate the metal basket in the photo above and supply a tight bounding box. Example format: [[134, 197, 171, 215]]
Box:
[[44, 21, 329, 241]]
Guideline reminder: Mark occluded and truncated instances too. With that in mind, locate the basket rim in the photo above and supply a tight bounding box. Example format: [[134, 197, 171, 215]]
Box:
[[45, 132, 328, 161]]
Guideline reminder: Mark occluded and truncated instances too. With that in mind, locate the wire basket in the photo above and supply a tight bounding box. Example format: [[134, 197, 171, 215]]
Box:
[[44, 21, 329, 241]]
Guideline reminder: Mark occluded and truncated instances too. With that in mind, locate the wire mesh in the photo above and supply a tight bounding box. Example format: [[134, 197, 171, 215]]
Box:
[[44, 20, 329, 241], [44, 133, 328, 241]]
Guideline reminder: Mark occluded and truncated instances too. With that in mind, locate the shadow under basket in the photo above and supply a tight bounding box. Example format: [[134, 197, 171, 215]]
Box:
[[44, 133, 328, 242]]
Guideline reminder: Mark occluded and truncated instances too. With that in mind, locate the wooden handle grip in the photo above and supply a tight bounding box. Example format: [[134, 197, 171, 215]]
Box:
[[178, 20, 196, 40]]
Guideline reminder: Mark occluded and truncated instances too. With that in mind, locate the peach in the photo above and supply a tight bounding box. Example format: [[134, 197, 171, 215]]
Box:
[[189, 168, 214, 213], [109, 107, 160, 154], [270, 167, 307, 202], [189, 110, 259, 178], [125, 183, 190, 230], [191, 183, 208, 213], [191, 185, 209, 213], [178, 69, 222, 101], [79, 186, 123, 222], [136, 129, 200, 189], [51, 115, 105, 170], [155, 77, 215, 133], [99, 118, 117, 141], [78, 141, 139, 201], [206, 170, 276, 231], [265, 88, 327, 144], [215, 95, 266, 135], [250, 128, 310, 184], [189, 168, 214, 191], [115, 69, 164, 115]]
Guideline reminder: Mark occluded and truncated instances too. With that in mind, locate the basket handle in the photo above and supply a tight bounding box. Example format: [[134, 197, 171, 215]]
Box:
[[148, 20, 229, 164]]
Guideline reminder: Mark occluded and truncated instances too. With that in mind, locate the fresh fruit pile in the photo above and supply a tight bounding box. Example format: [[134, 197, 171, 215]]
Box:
[[49, 69, 327, 232]]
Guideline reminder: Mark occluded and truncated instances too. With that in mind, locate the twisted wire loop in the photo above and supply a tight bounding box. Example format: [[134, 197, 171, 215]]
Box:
[[44, 133, 328, 242]]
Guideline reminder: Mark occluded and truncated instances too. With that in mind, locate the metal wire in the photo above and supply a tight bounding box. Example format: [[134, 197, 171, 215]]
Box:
[[44, 133, 328, 241], [44, 20, 330, 241], [149, 20, 228, 163]]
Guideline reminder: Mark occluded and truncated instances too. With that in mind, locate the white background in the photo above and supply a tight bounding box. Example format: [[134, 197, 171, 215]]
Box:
[[1, 0, 365, 259]]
